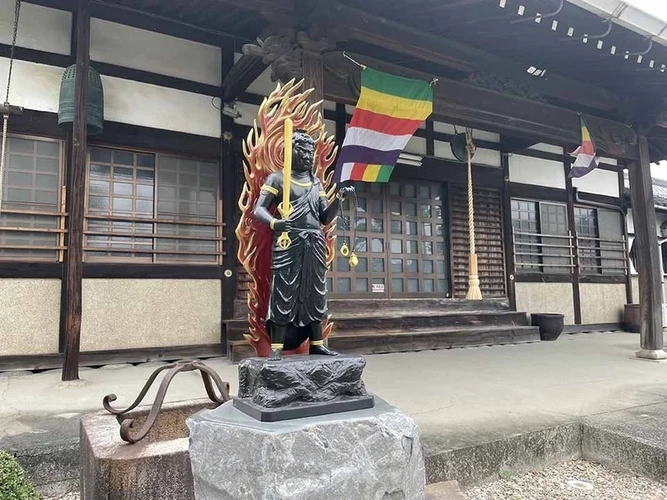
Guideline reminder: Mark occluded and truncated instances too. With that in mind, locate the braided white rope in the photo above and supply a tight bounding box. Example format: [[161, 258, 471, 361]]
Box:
[[466, 130, 476, 256]]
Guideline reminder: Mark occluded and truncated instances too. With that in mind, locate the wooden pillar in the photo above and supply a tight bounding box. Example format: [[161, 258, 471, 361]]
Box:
[[62, 0, 90, 381], [499, 149, 516, 310], [220, 41, 238, 331], [564, 152, 582, 325], [298, 33, 327, 115], [629, 135, 665, 359]]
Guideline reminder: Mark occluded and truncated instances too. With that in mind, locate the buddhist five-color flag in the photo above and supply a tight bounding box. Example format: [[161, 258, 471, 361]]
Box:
[[568, 116, 599, 179], [334, 68, 433, 184]]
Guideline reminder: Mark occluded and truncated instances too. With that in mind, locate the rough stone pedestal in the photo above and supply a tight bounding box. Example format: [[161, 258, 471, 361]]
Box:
[[187, 398, 425, 500], [234, 355, 375, 421]]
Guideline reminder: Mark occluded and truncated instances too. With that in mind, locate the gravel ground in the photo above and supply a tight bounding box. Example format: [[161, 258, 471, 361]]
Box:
[[466, 461, 667, 500], [44, 493, 78, 500], [43, 461, 665, 500]]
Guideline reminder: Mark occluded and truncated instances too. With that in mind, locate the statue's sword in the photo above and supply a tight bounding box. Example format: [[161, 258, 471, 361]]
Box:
[[277, 118, 294, 250]]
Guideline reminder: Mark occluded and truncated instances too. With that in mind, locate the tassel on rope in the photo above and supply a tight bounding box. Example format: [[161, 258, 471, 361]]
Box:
[[465, 128, 482, 300]]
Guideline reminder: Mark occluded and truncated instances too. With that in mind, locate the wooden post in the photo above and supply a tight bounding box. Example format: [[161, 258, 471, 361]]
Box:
[[220, 41, 238, 332], [629, 135, 665, 359], [62, 0, 89, 381], [499, 149, 516, 310], [298, 32, 327, 116], [564, 152, 582, 325]]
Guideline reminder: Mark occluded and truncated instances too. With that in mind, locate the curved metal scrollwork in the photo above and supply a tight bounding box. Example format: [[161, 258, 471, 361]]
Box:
[[102, 359, 232, 444]]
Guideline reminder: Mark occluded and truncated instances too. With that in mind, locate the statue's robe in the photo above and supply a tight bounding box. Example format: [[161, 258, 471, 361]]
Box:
[[261, 172, 329, 339]]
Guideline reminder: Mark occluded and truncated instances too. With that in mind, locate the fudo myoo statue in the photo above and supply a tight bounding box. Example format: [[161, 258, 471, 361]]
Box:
[[254, 128, 353, 361], [235, 80, 350, 362]]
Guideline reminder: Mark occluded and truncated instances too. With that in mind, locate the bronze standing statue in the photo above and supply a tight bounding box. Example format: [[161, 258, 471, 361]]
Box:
[[254, 130, 353, 360], [235, 79, 348, 361]]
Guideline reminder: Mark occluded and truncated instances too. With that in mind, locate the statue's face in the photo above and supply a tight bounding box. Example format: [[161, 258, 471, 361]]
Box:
[[292, 132, 315, 172]]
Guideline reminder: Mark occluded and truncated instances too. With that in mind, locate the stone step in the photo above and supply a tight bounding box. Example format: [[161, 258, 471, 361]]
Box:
[[225, 310, 529, 341], [232, 297, 510, 319], [426, 481, 467, 500], [227, 325, 540, 362]]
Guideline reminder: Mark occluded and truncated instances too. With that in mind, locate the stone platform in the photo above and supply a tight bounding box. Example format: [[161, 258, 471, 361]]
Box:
[[187, 398, 425, 500], [234, 354, 374, 421]]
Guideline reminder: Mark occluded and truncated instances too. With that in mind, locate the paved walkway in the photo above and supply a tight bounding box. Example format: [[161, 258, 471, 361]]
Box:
[[2, 331, 667, 458]]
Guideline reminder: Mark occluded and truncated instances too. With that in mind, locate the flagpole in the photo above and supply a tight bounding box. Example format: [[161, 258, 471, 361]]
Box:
[[466, 129, 482, 300]]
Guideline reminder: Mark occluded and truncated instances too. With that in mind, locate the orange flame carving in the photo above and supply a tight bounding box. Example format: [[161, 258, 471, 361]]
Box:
[[235, 79, 338, 358]]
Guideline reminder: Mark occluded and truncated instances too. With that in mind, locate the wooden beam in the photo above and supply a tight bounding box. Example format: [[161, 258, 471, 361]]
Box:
[[628, 135, 666, 359], [314, 2, 630, 115], [221, 40, 238, 328], [322, 52, 639, 160], [298, 32, 326, 114], [62, 0, 89, 381], [222, 54, 269, 101]]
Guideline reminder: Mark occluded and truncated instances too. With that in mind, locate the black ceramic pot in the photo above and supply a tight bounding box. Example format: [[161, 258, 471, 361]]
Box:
[[531, 313, 565, 341]]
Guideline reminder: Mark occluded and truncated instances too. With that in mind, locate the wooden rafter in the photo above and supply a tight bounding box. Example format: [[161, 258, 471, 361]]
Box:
[[323, 51, 638, 160], [311, 2, 631, 115]]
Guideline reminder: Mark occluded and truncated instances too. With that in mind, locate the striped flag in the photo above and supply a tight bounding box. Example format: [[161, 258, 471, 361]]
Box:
[[568, 116, 600, 178], [334, 68, 433, 183]]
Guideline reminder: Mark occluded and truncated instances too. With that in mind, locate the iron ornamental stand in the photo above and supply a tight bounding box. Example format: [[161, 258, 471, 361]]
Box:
[[103, 359, 232, 444]]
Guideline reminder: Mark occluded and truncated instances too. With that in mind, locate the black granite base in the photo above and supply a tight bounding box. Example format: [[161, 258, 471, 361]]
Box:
[[233, 394, 375, 422], [235, 354, 375, 422]]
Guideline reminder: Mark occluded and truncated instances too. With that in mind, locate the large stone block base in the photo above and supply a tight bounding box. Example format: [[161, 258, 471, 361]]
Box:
[[187, 397, 426, 500]]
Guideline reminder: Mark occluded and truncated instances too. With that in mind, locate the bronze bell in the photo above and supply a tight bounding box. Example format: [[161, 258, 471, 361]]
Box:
[[57, 64, 104, 135], [451, 133, 474, 163]]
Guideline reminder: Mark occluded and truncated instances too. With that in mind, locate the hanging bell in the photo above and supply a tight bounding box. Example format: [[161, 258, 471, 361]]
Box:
[[451, 133, 474, 163], [340, 242, 350, 257], [349, 252, 359, 268], [58, 64, 104, 135]]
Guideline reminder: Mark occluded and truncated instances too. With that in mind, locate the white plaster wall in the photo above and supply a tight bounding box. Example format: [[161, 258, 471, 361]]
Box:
[[404, 136, 426, 155], [81, 279, 221, 351], [508, 154, 566, 189], [324, 118, 336, 138], [529, 143, 563, 154], [626, 209, 635, 234], [247, 66, 278, 96], [0, 1, 70, 55], [0, 58, 62, 113], [599, 156, 618, 166], [102, 76, 220, 137], [91, 19, 221, 87], [235, 101, 260, 128], [579, 283, 626, 324], [515, 282, 575, 324], [0, 279, 60, 356], [572, 168, 619, 198]]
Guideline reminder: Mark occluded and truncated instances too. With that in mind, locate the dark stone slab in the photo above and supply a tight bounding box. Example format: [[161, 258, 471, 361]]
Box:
[[238, 355, 369, 407], [236, 354, 375, 421], [233, 394, 375, 422]]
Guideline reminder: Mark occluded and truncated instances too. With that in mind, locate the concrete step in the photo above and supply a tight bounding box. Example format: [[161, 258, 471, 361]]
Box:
[[227, 325, 540, 362], [225, 310, 529, 341], [232, 297, 510, 319], [426, 481, 467, 500]]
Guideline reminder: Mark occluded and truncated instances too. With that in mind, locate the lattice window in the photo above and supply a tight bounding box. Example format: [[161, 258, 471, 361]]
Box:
[[84, 147, 221, 264], [0, 136, 65, 261]]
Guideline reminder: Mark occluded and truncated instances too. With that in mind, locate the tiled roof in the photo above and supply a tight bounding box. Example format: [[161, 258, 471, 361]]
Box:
[[622, 173, 667, 208]]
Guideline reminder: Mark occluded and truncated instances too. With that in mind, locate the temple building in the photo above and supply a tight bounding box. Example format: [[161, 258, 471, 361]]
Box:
[[1, 0, 666, 375]]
